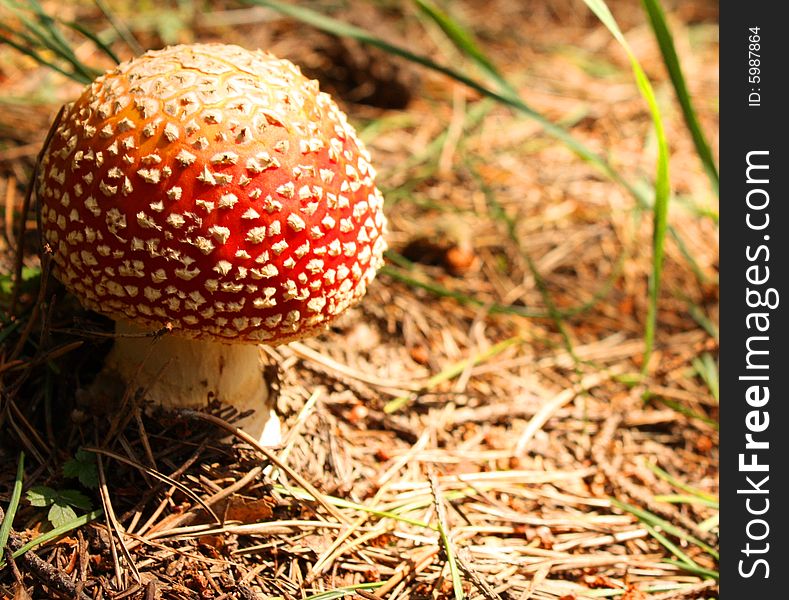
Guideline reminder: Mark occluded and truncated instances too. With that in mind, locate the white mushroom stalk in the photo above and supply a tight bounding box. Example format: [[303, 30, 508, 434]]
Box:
[[107, 321, 280, 443], [36, 44, 388, 443]]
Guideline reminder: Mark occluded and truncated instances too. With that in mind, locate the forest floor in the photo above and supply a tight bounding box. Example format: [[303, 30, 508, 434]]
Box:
[[0, 1, 719, 599]]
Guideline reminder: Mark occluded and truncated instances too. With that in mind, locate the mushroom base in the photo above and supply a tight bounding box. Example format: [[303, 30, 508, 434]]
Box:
[[104, 321, 281, 446]]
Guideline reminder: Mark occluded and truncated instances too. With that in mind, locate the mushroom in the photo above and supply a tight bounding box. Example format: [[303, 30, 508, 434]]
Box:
[[37, 44, 387, 444]]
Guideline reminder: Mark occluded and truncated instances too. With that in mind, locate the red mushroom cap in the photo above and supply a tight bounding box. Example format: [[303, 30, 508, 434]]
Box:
[[38, 44, 387, 344]]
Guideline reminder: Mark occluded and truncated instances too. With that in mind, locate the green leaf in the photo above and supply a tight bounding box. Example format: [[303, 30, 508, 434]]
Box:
[[26, 485, 57, 507], [26, 485, 93, 528], [63, 448, 99, 489], [57, 489, 93, 511], [47, 503, 78, 529]]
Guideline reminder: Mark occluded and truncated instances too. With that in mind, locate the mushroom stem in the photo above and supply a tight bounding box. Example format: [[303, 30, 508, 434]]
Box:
[[105, 321, 281, 445]]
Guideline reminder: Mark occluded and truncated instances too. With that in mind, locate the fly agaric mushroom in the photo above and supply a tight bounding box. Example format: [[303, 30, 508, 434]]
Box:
[[37, 44, 387, 443]]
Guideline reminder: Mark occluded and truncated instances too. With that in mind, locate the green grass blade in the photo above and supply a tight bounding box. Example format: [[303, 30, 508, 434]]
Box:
[[437, 515, 464, 600], [94, 0, 143, 56], [0, 31, 86, 81], [698, 513, 719, 533], [385, 335, 522, 412], [0, 452, 25, 550], [413, 0, 517, 99], [581, 0, 670, 372], [611, 498, 718, 560], [25, 0, 79, 54], [383, 246, 623, 322], [0, 321, 22, 346], [0, 1, 94, 83], [645, 462, 718, 505], [16, 0, 96, 81], [303, 583, 385, 600], [381, 489, 473, 516], [648, 394, 719, 429], [667, 226, 708, 284], [1, 0, 107, 81], [692, 352, 719, 403], [662, 558, 719, 580], [272, 484, 436, 530], [426, 336, 521, 389], [29, 1, 98, 71], [586, 583, 717, 598], [64, 20, 119, 64], [381, 98, 494, 183], [380, 263, 544, 318], [0, 19, 41, 49], [653, 494, 719, 509], [641, 521, 700, 569], [471, 162, 582, 363], [641, 0, 718, 193]]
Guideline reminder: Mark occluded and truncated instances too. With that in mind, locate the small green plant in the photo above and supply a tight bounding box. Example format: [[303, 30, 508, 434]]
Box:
[[22, 449, 97, 529], [26, 486, 93, 529], [63, 448, 99, 489]]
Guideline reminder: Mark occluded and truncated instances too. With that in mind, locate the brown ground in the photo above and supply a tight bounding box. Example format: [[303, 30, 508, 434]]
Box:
[[0, 1, 719, 599]]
